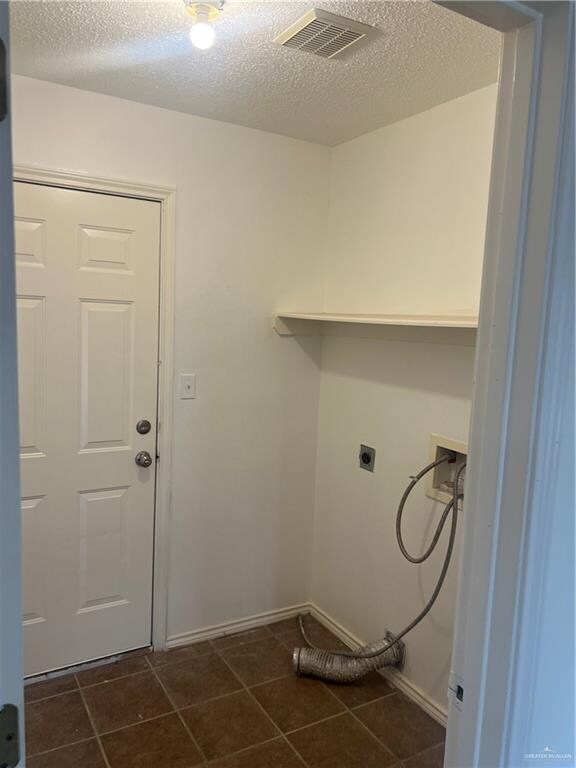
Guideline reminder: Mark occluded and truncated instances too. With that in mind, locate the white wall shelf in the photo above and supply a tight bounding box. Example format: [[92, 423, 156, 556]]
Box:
[[273, 312, 478, 336]]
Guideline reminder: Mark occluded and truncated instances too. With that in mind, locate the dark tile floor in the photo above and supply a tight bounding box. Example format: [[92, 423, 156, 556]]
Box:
[[25, 617, 445, 768]]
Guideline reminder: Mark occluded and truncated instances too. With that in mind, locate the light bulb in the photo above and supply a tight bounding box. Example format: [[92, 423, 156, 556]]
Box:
[[189, 21, 215, 49]]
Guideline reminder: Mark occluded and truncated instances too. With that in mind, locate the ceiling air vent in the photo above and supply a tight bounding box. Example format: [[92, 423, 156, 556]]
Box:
[[273, 8, 380, 60]]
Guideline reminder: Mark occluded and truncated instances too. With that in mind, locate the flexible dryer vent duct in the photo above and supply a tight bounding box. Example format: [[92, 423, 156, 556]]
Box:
[[293, 456, 466, 684], [294, 632, 404, 683]]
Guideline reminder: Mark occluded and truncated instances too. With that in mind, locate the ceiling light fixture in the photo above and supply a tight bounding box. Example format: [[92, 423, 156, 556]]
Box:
[[184, 0, 223, 50]]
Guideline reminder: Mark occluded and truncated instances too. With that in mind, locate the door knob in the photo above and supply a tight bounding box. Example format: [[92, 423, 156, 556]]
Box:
[[135, 451, 153, 468], [136, 419, 152, 435]]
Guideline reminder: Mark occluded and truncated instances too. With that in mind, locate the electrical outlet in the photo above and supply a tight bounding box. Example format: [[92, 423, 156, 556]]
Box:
[[359, 445, 376, 472], [426, 434, 467, 504]]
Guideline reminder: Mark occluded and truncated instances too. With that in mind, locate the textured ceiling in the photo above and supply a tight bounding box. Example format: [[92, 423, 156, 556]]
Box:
[[9, 0, 501, 145]]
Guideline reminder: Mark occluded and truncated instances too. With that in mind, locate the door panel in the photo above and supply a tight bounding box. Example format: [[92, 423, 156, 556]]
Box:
[[15, 182, 161, 675], [77, 486, 130, 613], [21, 495, 48, 627], [15, 216, 46, 267], [79, 224, 135, 272], [79, 299, 134, 451], [17, 295, 46, 456]]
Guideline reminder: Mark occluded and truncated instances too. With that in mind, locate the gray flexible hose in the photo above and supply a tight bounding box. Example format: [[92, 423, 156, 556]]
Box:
[[294, 455, 466, 681]]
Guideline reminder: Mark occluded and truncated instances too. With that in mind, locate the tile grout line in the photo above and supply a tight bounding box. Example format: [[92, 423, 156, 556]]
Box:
[[24, 683, 80, 705], [75, 674, 113, 768], [79, 667, 161, 692], [349, 691, 446, 763], [214, 643, 310, 767], [171, 682, 251, 712], [144, 653, 209, 765], [27, 647, 220, 704], [284, 709, 349, 736], [210, 625, 275, 650], [348, 688, 398, 711], [320, 681, 403, 759], [25, 735, 96, 761], [208, 735, 288, 764], [348, 706, 403, 763], [322, 682, 435, 764], [76, 658, 167, 687], [91, 711, 180, 738], [241, 671, 296, 690], [398, 740, 447, 765]]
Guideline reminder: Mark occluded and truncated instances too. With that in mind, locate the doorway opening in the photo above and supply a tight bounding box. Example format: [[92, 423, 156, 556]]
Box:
[[2, 1, 571, 767], [15, 168, 176, 680]]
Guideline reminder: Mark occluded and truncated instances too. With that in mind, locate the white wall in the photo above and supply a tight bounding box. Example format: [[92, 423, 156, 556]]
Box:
[[323, 86, 497, 315], [311, 86, 497, 715], [10, 75, 330, 641]]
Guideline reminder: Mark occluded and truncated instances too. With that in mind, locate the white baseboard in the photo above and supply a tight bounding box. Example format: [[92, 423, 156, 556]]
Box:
[[166, 603, 310, 648], [309, 603, 448, 727], [167, 600, 447, 728], [380, 667, 448, 727]]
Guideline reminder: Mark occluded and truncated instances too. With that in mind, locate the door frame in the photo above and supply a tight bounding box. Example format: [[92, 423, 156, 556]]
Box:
[[0, 1, 25, 750], [3, 1, 573, 763], [435, 1, 574, 766], [13, 165, 176, 653]]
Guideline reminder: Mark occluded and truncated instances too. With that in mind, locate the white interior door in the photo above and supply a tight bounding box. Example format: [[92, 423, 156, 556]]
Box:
[[15, 181, 161, 676]]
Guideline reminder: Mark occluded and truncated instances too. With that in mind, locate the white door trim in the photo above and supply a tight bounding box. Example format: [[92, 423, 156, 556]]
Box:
[[437, 2, 574, 766], [0, 2, 25, 748], [13, 165, 176, 652]]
